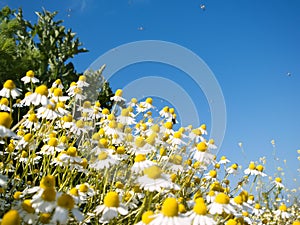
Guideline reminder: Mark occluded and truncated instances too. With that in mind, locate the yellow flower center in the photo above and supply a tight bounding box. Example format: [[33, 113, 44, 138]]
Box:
[[275, 177, 282, 183], [108, 120, 117, 128], [13, 191, 22, 200], [53, 88, 63, 97], [104, 191, 119, 207], [67, 147, 77, 157], [233, 195, 243, 205], [146, 133, 156, 146], [169, 108, 175, 114], [26, 70, 35, 77], [98, 151, 108, 160], [164, 121, 173, 129], [248, 162, 256, 170], [215, 193, 230, 204], [209, 170, 217, 178], [135, 136, 146, 148], [151, 124, 160, 133], [3, 80, 16, 90], [76, 120, 85, 128], [221, 156, 227, 160], [28, 113, 38, 122], [200, 124, 206, 130], [226, 219, 237, 225], [173, 131, 182, 139], [239, 190, 248, 202], [141, 211, 154, 224], [41, 188, 56, 202], [116, 146, 125, 154], [0, 98, 9, 105], [121, 108, 129, 117], [115, 89, 123, 97], [231, 163, 238, 170], [98, 138, 108, 148], [254, 203, 261, 209], [145, 97, 152, 104], [57, 193, 75, 210], [256, 164, 264, 172], [69, 187, 79, 196], [161, 198, 178, 217], [21, 151, 28, 158], [62, 115, 73, 124], [22, 199, 35, 213], [79, 184, 89, 193], [35, 85, 48, 96], [40, 175, 56, 189], [0, 112, 13, 128], [1, 210, 21, 225], [78, 75, 86, 81], [197, 142, 207, 152], [170, 155, 182, 165], [292, 221, 300, 225], [48, 138, 58, 147], [279, 204, 287, 211], [135, 154, 146, 162], [193, 200, 207, 215], [144, 166, 162, 179], [39, 213, 51, 224]]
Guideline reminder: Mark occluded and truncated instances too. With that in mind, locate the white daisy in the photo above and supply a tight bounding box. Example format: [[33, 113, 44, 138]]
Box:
[[0, 98, 11, 112], [23, 84, 50, 106], [186, 198, 217, 225], [89, 150, 119, 171], [0, 80, 21, 99], [208, 193, 236, 215], [21, 70, 39, 84], [110, 89, 126, 102], [149, 198, 191, 225], [131, 154, 156, 174], [94, 191, 128, 224], [52, 193, 84, 224], [137, 165, 179, 192]]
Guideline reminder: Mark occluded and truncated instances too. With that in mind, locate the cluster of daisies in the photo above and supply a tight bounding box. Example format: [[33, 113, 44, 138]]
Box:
[[0, 70, 299, 225]]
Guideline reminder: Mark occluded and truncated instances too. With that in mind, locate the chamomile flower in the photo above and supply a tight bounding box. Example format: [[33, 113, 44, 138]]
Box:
[[159, 106, 172, 118], [131, 154, 156, 174], [58, 146, 82, 164], [191, 142, 216, 166], [40, 138, 64, 155], [18, 199, 39, 224], [111, 89, 126, 102], [89, 150, 119, 170], [36, 103, 61, 120], [21, 70, 40, 84], [23, 84, 50, 106], [0, 112, 17, 138], [0, 98, 11, 111], [117, 108, 136, 125], [272, 177, 285, 188], [186, 198, 217, 225], [76, 75, 89, 87], [137, 165, 179, 192], [218, 156, 230, 165], [274, 204, 290, 219], [94, 191, 128, 223], [208, 193, 236, 215], [75, 183, 96, 202], [244, 162, 257, 176], [226, 163, 239, 175], [0, 80, 21, 99], [149, 198, 191, 225], [52, 193, 84, 224], [252, 203, 264, 216], [136, 97, 154, 113], [51, 88, 69, 102], [0, 210, 21, 225], [52, 79, 64, 89], [22, 113, 41, 131], [136, 211, 155, 225]]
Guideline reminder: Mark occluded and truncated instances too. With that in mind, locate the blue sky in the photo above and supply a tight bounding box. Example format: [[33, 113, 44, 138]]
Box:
[[3, 0, 300, 189]]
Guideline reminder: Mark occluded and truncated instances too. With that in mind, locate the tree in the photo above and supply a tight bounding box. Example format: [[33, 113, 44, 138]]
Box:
[[0, 6, 114, 108]]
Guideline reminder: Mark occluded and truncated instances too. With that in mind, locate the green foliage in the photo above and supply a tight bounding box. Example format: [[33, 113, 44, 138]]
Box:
[[0, 6, 114, 108]]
